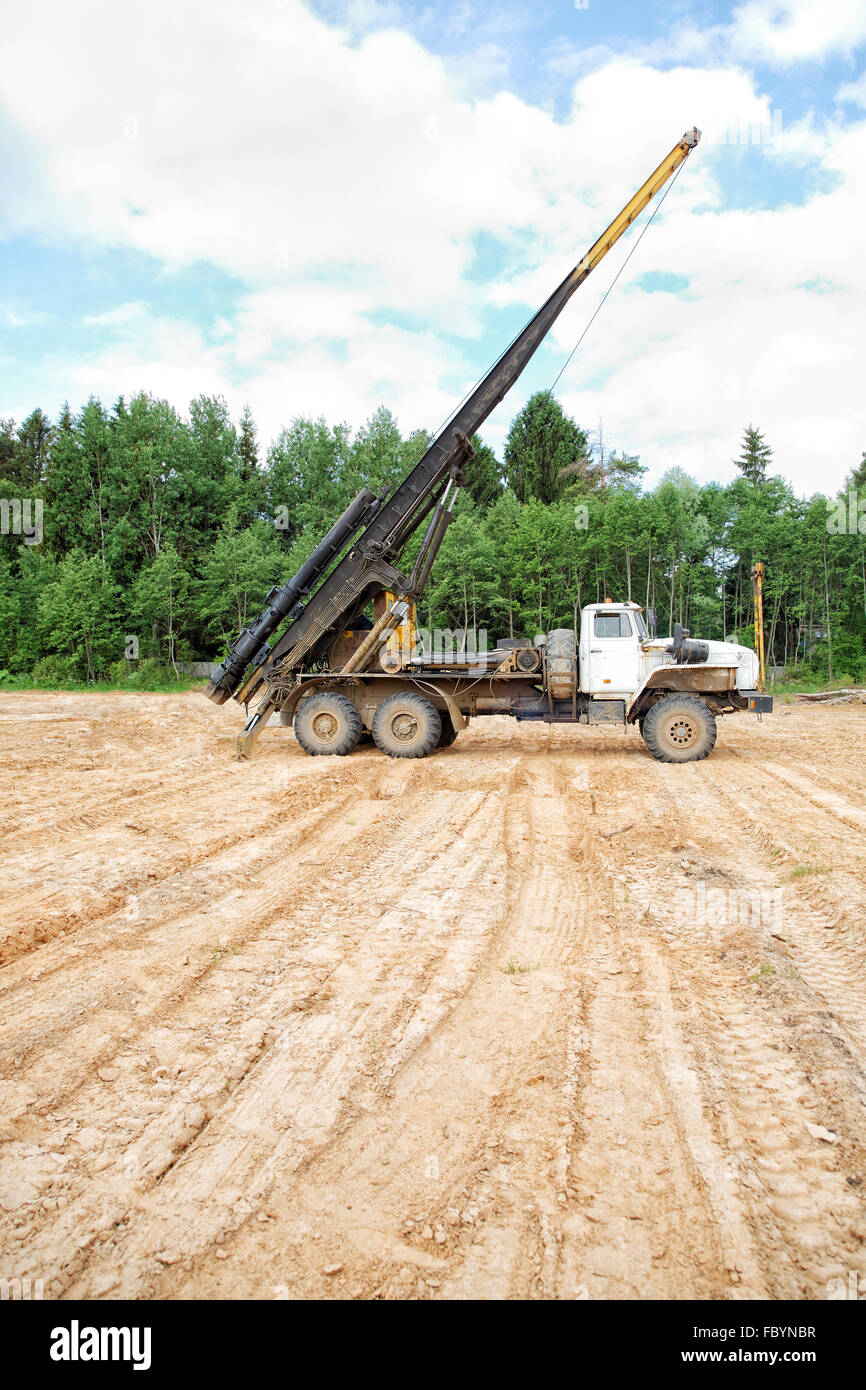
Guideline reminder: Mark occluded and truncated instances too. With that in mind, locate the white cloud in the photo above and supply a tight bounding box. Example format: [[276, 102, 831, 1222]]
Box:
[[1, 303, 46, 327], [837, 72, 866, 107], [82, 300, 148, 327], [0, 0, 864, 492], [731, 0, 866, 64]]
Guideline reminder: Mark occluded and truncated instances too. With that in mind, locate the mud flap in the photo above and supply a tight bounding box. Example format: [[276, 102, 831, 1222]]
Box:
[[744, 692, 773, 713]]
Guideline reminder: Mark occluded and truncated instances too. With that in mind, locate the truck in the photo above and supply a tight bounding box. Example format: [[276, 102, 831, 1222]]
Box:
[[203, 127, 773, 762]]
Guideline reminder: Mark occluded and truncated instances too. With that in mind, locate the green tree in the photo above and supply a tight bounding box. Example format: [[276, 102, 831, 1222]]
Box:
[[11, 408, 53, 490], [132, 542, 190, 674], [37, 551, 121, 681], [0, 418, 17, 480], [198, 508, 281, 648], [266, 416, 352, 546], [236, 403, 265, 525], [462, 434, 503, 509], [504, 391, 587, 504], [846, 450, 866, 493], [733, 425, 773, 485]]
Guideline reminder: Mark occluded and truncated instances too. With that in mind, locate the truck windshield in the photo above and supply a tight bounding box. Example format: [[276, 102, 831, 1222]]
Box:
[[633, 611, 647, 637]]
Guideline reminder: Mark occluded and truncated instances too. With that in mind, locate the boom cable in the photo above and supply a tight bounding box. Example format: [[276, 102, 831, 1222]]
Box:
[[450, 159, 689, 518], [548, 159, 686, 394], [417, 159, 688, 535]]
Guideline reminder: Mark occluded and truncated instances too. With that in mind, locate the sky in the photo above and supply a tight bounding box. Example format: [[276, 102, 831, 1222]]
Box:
[[1, 0, 865, 493]]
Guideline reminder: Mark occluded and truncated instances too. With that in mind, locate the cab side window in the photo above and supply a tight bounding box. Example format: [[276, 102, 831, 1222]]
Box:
[[594, 612, 633, 639]]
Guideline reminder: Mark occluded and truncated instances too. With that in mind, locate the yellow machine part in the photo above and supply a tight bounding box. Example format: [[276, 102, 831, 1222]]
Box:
[[375, 590, 416, 671]]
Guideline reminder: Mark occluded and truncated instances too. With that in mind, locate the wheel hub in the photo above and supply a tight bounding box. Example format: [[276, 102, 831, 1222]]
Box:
[[391, 713, 419, 741], [665, 716, 697, 747], [312, 711, 339, 741]]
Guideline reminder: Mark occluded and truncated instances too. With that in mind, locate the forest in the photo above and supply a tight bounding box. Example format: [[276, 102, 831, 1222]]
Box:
[[1, 390, 864, 688]]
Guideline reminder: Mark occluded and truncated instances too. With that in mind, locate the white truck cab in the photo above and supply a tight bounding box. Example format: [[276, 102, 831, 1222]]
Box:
[[579, 603, 647, 697], [578, 600, 760, 707]]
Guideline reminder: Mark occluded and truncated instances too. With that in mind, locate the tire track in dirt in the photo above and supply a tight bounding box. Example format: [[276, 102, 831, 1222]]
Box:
[[3, 697, 866, 1301], [548, 747, 757, 1300], [694, 766, 866, 1069], [0, 782, 375, 1087], [725, 744, 866, 835], [0, 762, 367, 967], [155, 748, 589, 1300], [4, 770, 510, 1296], [624, 762, 866, 1295]]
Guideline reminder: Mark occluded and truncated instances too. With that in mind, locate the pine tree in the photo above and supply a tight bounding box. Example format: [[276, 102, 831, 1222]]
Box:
[[504, 391, 587, 504], [2, 408, 53, 490], [0, 418, 16, 480], [463, 434, 503, 508], [847, 450, 866, 492], [734, 425, 772, 484], [238, 404, 259, 482]]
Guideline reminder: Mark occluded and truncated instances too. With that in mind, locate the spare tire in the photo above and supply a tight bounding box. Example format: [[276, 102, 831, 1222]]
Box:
[[546, 628, 577, 701]]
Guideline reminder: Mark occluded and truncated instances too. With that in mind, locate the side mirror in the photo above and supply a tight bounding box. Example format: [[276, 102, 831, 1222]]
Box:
[[646, 607, 657, 639]]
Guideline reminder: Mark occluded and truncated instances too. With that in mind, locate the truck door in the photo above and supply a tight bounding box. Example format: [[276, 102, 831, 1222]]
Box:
[[587, 610, 641, 696]]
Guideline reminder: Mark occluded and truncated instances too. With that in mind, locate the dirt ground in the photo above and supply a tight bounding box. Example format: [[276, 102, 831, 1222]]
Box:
[[1, 690, 865, 1301]]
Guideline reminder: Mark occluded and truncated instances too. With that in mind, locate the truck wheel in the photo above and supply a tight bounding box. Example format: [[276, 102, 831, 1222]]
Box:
[[641, 695, 716, 763], [294, 692, 363, 756], [437, 718, 459, 747], [372, 693, 441, 758]]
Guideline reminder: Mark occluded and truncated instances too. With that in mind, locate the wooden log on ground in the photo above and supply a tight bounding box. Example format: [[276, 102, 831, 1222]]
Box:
[[795, 688, 866, 703]]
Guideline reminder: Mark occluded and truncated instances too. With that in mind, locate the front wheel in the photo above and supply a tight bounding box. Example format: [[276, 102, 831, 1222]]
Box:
[[294, 692, 363, 756], [641, 695, 717, 763], [372, 693, 441, 758]]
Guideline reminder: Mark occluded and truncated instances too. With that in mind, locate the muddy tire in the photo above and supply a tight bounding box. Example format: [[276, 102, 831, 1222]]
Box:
[[641, 694, 717, 763], [294, 692, 363, 756], [372, 693, 441, 758], [546, 628, 577, 701], [437, 718, 459, 747]]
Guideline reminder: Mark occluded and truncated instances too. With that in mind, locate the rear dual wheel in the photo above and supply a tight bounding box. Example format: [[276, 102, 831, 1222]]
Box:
[[293, 690, 449, 759], [372, 693, 441, 758]]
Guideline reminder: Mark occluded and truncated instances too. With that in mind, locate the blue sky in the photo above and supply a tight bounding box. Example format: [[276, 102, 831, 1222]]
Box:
[[1, 0, 865, 491]]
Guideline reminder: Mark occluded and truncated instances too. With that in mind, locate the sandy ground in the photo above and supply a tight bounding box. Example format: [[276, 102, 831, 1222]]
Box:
[[0, 690, 865, 1301]]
